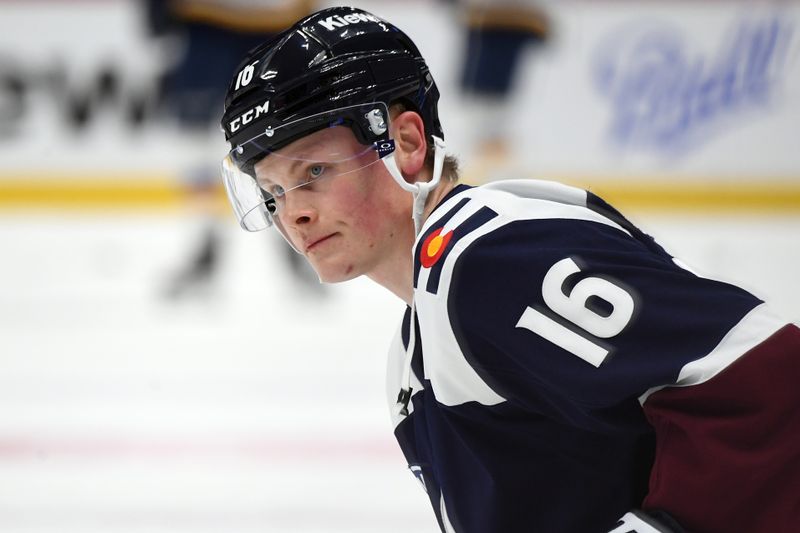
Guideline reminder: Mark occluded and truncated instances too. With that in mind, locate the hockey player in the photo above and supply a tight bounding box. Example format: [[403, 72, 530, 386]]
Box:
[[218, 7, 800, 533], [455, 0, 551, 182]]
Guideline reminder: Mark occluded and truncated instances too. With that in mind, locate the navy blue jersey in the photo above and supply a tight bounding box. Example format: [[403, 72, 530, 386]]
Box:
[[387, 180, 800, 532]]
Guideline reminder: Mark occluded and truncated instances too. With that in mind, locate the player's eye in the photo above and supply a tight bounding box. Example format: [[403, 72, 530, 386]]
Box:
[[308, 164, 325, 181]]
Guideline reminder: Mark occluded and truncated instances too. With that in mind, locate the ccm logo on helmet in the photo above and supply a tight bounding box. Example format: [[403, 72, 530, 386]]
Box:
[[229, 100, 270, 133], [317, 12, 381, 31]]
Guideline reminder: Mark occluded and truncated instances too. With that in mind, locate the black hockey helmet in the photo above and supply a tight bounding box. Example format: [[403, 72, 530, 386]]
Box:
[[220, 6, 443, 175]]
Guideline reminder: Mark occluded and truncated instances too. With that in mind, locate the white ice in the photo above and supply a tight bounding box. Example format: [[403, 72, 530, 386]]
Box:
[[0, 210, 797, 533]]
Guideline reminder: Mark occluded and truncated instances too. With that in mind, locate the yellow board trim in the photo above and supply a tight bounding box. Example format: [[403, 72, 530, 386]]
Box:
[[0, 175, 182, 207], [1, 174, 800, 214], [558, 177, 800, 214]]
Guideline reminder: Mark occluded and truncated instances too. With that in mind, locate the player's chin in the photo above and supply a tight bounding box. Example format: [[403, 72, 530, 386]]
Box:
[[312, 260, 361, 284]]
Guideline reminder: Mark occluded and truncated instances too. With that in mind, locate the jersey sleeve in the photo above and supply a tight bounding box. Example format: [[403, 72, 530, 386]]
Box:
[[641, 322, 800, 532]]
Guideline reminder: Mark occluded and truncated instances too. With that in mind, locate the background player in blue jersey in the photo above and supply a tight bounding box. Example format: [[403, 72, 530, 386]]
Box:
[[216, 7, 800, 532], [143, 0, 319, 299], [454, 0, 551, 182]]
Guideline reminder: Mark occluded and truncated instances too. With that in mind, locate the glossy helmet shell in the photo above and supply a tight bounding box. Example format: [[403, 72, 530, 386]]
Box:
[[220, 6, 443, 174]]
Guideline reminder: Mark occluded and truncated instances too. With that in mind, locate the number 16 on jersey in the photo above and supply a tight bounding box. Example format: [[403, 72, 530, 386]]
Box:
[[516, 257, 636, 367]]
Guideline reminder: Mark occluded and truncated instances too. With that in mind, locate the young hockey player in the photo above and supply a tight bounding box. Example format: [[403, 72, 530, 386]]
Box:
[[218, 7, 800, 532]]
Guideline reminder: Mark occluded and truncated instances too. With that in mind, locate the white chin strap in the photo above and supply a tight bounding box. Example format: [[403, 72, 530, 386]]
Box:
[[381, 135, 446, 235]]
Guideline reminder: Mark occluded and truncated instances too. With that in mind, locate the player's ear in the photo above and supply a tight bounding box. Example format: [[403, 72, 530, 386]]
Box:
[[390, 110, 427, 182]]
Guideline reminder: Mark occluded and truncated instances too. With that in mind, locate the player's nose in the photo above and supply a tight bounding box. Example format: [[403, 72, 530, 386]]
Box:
[[281, 188, 317, 228]]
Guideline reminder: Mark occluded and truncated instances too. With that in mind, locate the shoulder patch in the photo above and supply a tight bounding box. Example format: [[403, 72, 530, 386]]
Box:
[[420, 228, 453, 268], [414, 199, 498, 295]]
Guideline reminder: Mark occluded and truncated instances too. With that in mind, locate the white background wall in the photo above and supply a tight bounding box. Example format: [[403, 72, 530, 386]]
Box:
[[1, 1, 799, 178]]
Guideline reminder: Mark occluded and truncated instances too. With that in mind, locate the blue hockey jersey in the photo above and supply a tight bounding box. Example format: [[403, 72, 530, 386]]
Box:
[[386, 180, 800, 533]]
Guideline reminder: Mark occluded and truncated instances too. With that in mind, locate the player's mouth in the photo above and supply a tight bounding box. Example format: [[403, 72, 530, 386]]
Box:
[[305, 233, 338, 253]]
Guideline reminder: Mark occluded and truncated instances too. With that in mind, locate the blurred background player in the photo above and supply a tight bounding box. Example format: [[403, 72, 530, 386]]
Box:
[[143, 0, 319, 299], [455, 0, 551, 183]]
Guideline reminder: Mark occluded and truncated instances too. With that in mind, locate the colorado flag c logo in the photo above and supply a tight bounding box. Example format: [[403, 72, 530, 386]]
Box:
[[420, 228, 453, 268]]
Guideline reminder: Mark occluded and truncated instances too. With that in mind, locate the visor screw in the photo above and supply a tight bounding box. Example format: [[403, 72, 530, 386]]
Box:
[[235, 145, 244, 154], [265, 126, 275, 137]]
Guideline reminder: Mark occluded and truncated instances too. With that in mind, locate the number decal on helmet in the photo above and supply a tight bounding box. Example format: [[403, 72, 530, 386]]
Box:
[[235, 61, 259, 90]]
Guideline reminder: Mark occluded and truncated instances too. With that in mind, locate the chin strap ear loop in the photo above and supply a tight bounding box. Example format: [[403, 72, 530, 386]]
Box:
[[381, 135, 446, 235]]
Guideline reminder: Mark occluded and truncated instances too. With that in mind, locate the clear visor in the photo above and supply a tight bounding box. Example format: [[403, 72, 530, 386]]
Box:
[[221, 102, 395, 232]]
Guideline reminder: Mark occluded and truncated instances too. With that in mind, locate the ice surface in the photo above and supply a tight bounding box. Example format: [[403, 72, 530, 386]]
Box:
[[0, 211, 797, 532]]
